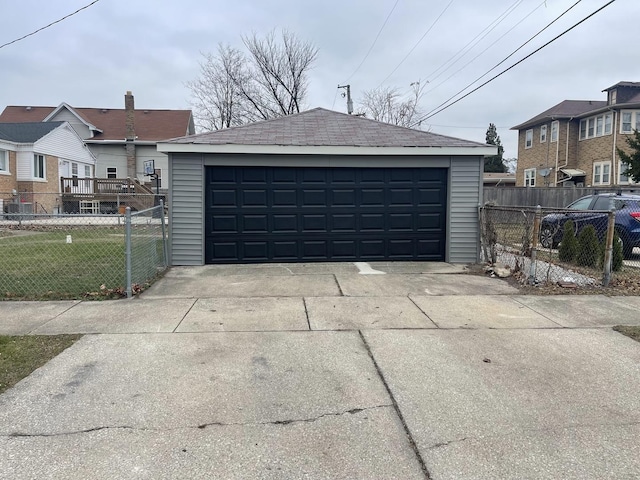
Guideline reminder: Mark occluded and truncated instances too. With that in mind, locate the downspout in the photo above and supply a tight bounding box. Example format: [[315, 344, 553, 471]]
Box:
[[612, 110, 618, 185], [555, 118, 572, 186]]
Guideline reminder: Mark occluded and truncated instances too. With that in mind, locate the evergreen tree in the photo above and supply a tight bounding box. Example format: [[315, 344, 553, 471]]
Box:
[[484, 123, 506, 172], [617, 129, 640, 182], [558, 220, 578, 263]]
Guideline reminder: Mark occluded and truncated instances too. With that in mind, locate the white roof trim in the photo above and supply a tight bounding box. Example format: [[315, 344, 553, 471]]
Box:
[[43, 103, 103, 134], [157, 142, 497, 157], [559, 168, 586, 176]]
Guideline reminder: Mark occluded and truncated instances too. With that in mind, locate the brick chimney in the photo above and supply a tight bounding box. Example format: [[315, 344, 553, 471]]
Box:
[[125, 91, 136, 179]]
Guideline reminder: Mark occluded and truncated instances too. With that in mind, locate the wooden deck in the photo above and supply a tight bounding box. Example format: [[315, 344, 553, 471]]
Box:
[[60, 177, 156, 213]]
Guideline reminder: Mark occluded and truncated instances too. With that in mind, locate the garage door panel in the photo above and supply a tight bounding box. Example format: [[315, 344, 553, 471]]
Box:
[[273, 189, 297, 206], [273, 215, 297, 232], [205, 166, 446, 263], [242, 215, 268, 233], [242, 190, 267, 206]]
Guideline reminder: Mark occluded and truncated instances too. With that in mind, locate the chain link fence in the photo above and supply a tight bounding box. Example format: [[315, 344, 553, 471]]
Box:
[[480, 204, 640, 288], [0, 197, 168, 300]]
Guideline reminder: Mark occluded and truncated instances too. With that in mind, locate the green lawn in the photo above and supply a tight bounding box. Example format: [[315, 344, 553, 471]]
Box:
[[0, 335, 82, 394], [0, 228, 126, 299]]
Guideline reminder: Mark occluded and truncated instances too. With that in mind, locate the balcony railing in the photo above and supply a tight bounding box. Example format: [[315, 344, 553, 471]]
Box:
[[60, 177, 154, 196]]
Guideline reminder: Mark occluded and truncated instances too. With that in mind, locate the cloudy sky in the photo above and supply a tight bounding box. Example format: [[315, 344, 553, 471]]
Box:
[[0, 0, 635, 158]]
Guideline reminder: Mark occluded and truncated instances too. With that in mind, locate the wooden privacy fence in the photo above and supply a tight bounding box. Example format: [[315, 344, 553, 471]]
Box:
[[483, 187, 640, 208]]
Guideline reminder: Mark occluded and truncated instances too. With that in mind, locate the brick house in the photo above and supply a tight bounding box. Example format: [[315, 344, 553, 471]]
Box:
[[0, 122, 96, 214], [0, 92, 194, 193], [512, 81, 640, 188]]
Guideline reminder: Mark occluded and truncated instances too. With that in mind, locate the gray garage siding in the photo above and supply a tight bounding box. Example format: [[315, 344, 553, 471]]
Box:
[[169, 153, 482, 265], [448, 156, 482, 263], [169, 154, 204, 265]]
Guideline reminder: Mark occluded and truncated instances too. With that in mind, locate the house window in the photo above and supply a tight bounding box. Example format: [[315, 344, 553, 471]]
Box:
[[540, 125, 547, 143], [0, 150, 8, 173], [524, 168, 536, 187], [550, 121, 559, 142], [72, 162, 78, 187], [107, 167, 117, 179], [593, 161, 611, 186], [587, 118, 595, 138], [604, 113, 612, 135], [619, 161, 635, 184], [610, 90, 617, 105], [525, 129, 533, 149], [596, 116, 603, 136], [579, 120, 587, 140], [621, 112, 634, 133], [34, 154, 45, 179], [84, 165, 91, 177]]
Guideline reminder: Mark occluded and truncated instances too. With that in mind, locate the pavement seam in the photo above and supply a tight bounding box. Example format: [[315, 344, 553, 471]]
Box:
[[510, 298, 566, 328], [3, 405, 394, 438], [358, 330, 433, 480], [407, 296, 440, 328], [333, 274, 345, 296], [302, 297, 312, 330], [26, 301, 82, 335], [172, 299, 198, 333]]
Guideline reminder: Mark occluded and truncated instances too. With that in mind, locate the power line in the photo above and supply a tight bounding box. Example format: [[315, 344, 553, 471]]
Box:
[[425, 0, 524, 84], [0, 0, 102, 50], [423, 0, 558, 97], [411, 0, 614, 127], [343, 0, 400, 84], [376, 0, 455, 89]]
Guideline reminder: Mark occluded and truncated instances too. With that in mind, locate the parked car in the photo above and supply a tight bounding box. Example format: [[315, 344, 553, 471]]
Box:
[[539, 193, 640, 258]]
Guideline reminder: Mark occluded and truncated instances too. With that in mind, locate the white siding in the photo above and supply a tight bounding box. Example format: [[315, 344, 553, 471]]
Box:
[[90, 144, 127, 178], [448, 156, 483, 263], [49, 109, 92, 139], [169, 154, 204, 265], [136, 146, 168, 186], [35, 125, 95, 166]]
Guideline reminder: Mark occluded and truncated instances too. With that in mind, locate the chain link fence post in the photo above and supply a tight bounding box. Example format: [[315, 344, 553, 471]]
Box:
[[125, 206, 132, 299], [528, 205, 542, 285], [160, 199, 168, 268], [602, 208, 616, 287]]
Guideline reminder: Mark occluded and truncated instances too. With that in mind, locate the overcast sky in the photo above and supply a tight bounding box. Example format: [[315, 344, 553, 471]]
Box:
[[0, 0, 635, 159]]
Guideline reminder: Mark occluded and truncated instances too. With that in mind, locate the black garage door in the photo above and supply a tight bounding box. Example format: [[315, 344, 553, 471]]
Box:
[[205, 166, 447, 263]]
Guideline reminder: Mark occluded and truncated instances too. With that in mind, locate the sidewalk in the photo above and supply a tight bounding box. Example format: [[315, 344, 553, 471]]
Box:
[[1, 264, 639, 479]]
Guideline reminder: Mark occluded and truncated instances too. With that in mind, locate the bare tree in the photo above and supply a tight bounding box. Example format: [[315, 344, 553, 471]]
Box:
[[187, 30, 318, 131], [357, 82, 425, 127]]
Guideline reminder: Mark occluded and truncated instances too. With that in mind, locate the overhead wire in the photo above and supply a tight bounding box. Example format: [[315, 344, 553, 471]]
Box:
[[343, 0, 400, 84], [0, 0, 102, 50], [423, 0, 560, 97], [425, 0, 524, 84], [376, 0, 455, 89], [411, 0, 614, 127]]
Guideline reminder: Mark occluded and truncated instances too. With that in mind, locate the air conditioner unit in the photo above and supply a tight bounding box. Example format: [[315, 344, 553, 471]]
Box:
[[564, 181, 575, 187], [576, 182, 584, 187]]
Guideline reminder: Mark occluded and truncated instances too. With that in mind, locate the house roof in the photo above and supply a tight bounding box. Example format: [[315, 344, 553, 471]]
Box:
[[0, 122, 63, 143], [0, 105, 193, 142], [166, 107, 488, 148], [603, 81, 640, 91], [511, 100, 607, 130]]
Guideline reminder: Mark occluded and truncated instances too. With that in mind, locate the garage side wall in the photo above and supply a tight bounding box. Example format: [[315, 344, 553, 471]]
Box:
[[169, 153, 204, 265], [448, 156, 482, 263]]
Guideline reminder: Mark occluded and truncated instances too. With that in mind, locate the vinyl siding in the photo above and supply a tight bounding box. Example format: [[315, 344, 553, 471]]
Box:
[[448, 156, 482, 263], [169, 154, 204, 265], [16, 150, 33, 180], [49, 109, 93, 139], [35, 125, 95, 165]]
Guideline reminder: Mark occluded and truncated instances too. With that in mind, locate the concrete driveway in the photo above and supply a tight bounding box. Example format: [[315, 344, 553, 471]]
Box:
[[0, 262, 639, 479]]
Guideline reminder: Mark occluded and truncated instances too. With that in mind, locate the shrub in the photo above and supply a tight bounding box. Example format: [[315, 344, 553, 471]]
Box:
[[577, 225, 600, 267], [558, 220, 578, 263], [599, 231, 623, 272]]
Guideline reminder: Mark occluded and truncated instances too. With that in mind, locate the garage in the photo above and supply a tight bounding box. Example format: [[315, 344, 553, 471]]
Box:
[[205, 166, 447, 263], [159, 108, 495, 266]]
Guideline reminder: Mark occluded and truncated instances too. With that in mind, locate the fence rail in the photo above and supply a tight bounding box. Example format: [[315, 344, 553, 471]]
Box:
[[0, 203, 168, 300], [484, 186, 640, 208]]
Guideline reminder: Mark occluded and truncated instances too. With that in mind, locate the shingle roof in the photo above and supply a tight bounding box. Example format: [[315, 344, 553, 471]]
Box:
[[0, 106, 193, 142], [167, 108, 488, 148], [0, 122, 63, 143], [511, 100, 607, 130], [603, 81, 640, 91]]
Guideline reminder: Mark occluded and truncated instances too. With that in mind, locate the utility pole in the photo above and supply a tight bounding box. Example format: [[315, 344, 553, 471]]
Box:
[[337, 84, 353, 114]]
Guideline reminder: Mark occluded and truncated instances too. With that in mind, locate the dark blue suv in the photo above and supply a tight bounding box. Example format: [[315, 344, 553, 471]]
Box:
[[539, 193, 640, 258]]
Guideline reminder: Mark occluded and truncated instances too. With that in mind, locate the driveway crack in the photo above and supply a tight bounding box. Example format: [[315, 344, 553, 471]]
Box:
[[2, 405, 393, 438]]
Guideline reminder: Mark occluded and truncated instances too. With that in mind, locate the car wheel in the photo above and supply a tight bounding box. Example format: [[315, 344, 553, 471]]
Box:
[[540, 226, 555, 249]]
